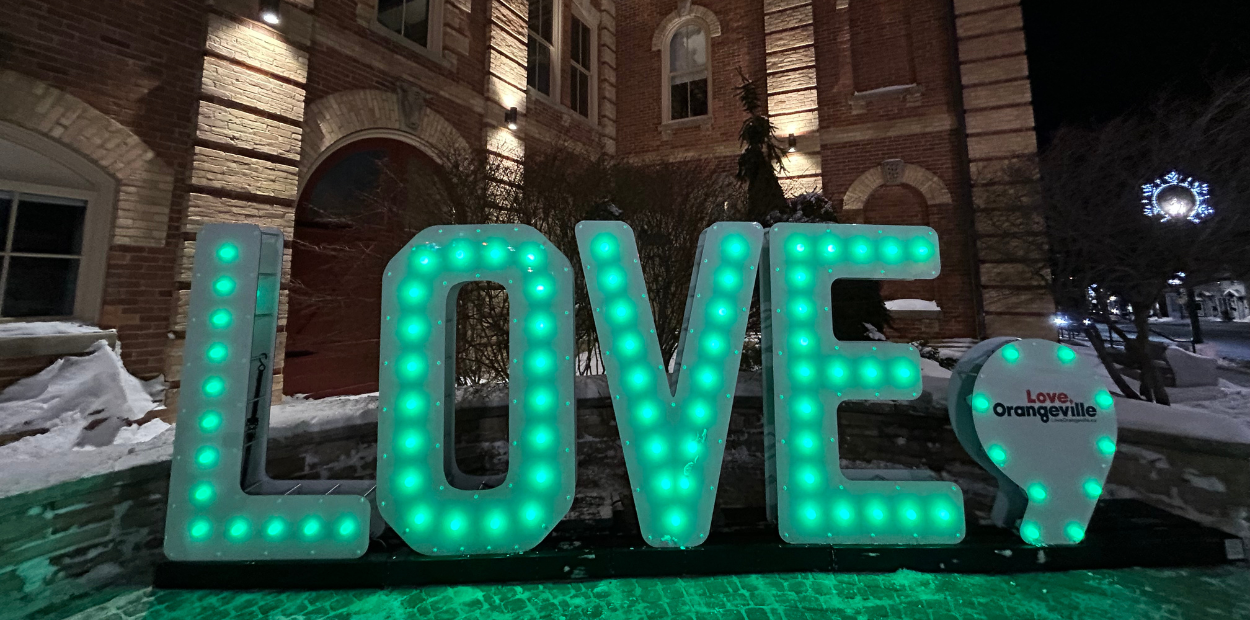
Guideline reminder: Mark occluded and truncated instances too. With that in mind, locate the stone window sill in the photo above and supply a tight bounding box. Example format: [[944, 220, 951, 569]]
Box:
[[368, 21, 454, 70], [660, 116, 713, 139], [0, 330, 118, 360]]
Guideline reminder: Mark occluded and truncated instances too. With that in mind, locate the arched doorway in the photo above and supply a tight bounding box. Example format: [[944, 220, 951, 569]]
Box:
[[285, 137, 446, 397], [861, 184, 936, 304]]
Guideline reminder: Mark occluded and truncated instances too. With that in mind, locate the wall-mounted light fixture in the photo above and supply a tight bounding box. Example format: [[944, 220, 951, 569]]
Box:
[[787, 133, 797, 153], [260, 0, 281, 24], [505, 107, 519, 131]]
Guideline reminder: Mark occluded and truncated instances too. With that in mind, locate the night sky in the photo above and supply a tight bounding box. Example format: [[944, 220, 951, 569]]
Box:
[[1022, 0, 1250, 148]]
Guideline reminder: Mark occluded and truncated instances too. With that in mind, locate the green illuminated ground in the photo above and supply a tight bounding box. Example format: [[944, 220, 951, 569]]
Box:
[[64, 566, 1248, 620]]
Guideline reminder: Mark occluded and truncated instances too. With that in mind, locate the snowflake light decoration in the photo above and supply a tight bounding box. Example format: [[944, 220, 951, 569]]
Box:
[[1141, 171, 1211, 222]]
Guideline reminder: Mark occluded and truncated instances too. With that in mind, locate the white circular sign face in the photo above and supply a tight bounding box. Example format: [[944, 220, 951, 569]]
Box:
[[968, 339, 1117, 546]]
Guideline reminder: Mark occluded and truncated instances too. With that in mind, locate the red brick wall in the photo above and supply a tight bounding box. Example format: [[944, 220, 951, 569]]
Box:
[[0, 0, 208, 378], [615, 0, 767, 158]]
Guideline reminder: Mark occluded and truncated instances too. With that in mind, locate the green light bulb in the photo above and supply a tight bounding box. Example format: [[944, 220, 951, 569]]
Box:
[[670, 512, 684, 527], [1001, 344, 1020, 363], [206, 343, 228, 363], [905, 509, 917, 521], [1084, 479, 1103, 499], [937, 508, 951, 522], [265, 518, 285, 539], [404, 283, 428, 303], [189, 518, 212, 540], [838, 508, 852, 521], [518, 242, 546, 269], [191, 482, 214, 505], [199, 411, 222, 433], [1096, 436, 1116, 456], [987, 444, 1008, 466], [1057, 346, 1077, 364], [1021, 522, 1041, 542], [714, 267, 741, 292], [908, 237, 933, 262], [592, 233, 619, 261], [1065, 523, 1086, 543], [227, 518, 249, 541], [971, 393, 991, 413], [213, 276, 235, 297], [598, 267, 627, 292], [337, 517, 357, 538], [722, 234, 749, 261], [879, 238, 903, 264], [1027, 483, 1047, 503], [805, 508, 817, 521], [1095, 390, 1114, 409], [302, 519, 321, 539], [196, 446, 219, 469], [217, 242, 239, 263], [209, 309, 231, 329], [202, 376, 225, 397]]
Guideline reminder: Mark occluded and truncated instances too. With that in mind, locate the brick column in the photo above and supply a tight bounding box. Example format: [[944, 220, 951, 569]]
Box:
[[953, 0, 1056, 339], [484, 0, 528, 174], [765, 0, 822, 196], [598, 0, 619, 156], [168, 1, 312, 409]]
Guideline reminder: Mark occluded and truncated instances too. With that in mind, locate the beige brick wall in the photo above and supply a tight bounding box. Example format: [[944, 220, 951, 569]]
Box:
[[0, 70, 174, 248], [170, 8, 311, 409], [954, 0, 1055, 339]]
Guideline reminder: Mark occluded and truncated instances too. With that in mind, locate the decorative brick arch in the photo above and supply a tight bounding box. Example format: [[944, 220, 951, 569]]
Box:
[[0, 70, 174, 247], [840, 160, 953, 218], [299, 89, 472, 185], [651, 4, 723, 50]]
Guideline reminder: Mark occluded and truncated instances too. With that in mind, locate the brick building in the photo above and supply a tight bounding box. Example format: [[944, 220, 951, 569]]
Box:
[[0, 0, 1053, 406]]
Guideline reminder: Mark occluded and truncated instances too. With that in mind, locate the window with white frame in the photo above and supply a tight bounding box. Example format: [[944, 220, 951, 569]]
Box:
[[0, 190, 89, 318], [667, 23, 708, 121], [527, 0, 555, 96], [0, 124, 113, 324], [377, 0, 433, 48], [569, 16, 592, 117]]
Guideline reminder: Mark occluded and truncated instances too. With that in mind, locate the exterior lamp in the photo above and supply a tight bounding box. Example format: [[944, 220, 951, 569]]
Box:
[[1142, 171, 1210, 223], [505, 107, 519, 130], [787, 133, 797, 153], [260, 0, 281, 24]]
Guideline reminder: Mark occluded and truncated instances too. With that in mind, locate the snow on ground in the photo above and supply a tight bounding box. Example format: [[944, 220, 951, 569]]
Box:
[[0, 320, 111, 337], [1063, 341, 1250, 444], [886, 299, 941, 312], [0, 340, 165, 461]]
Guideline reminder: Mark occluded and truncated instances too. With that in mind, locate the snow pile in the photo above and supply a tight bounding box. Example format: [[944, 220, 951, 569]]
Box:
[[0, 341, 166, 461], [886, 299, 941, 312], [0, 320, 110, 338]]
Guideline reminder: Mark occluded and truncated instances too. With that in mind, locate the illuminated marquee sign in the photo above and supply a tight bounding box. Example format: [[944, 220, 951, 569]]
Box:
[[166, 223, 1115, 561]]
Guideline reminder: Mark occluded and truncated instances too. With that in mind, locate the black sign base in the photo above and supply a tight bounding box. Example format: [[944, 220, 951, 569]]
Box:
[[155, 500, 1243, 590]]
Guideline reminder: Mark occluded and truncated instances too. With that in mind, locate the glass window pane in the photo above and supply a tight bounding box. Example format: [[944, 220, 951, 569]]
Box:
[[11, 194, 86, 255], [570, 19, 582, 66], [527, 35, 551, 95], [0, 191, 11, 250], [403, 0, 430, 46], [669, 24, 706, 73], [689, 78, 708, 117], [671, 82, 690, 120], [2, 256, 78, 317], [377, 0, 405, 34], [529, 0, 553, 43]]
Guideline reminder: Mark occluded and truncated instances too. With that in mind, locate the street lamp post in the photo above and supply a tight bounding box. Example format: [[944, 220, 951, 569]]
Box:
[[1143, 171, 1211, 347]]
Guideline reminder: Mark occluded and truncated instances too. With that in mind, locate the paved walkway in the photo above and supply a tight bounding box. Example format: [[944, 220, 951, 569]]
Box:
[[63, 566, 1249, 620]]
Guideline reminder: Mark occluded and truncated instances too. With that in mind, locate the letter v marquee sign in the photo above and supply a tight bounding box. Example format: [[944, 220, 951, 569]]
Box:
[[166, 222, 1116, 561]]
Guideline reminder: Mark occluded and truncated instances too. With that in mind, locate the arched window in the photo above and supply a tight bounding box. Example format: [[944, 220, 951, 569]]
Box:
[[665, 22, 708, 121], [0, 122, 113, 322]]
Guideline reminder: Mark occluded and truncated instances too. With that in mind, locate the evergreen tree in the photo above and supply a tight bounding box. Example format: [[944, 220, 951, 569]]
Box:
[[735, 73, 891, 341]]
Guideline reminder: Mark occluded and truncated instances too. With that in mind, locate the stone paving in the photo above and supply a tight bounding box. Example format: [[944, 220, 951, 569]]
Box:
[[61, 566, 1249, 620]]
